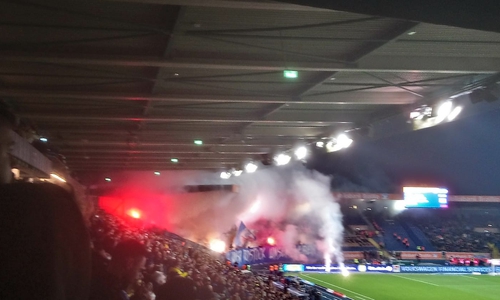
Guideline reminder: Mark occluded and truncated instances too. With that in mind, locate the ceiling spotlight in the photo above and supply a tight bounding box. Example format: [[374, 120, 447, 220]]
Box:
[[326, 140, 343, 153], [447, 106, 463, 121], [294, 146, 308, 160], [105, 177, 111, 182], [171, 158, 179, 163], [337, 134, 353, 148], [435, 100, 453, 123], [194, 140, 203, 145], [407, 31, 417, 35], [244, 162, 258, 173], [326, 134, 353, 152], [50, 173, 66, 183], [40, 137, 48, 143], [274, 153, 291, 166], [220, 171, 232, 179], [316, 141, 325, 148], [232, 169, 243, 177], [154, 171, 161, 176]]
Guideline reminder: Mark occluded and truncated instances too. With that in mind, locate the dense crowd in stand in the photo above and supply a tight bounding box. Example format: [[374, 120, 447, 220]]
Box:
[[420, 219, 498, 253], [90, 210, 305, 300]]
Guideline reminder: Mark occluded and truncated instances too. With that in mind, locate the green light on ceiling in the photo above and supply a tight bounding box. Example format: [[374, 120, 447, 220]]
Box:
[[194, 140, 203, 145], [284, 70, 298, 79]]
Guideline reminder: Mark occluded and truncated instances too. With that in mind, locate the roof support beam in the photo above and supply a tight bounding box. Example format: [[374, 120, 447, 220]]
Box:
[[19, 114, 354, 125], [0, 89, 415, 105], [0, 55, 496, 74], [105, 0, 328, 11]]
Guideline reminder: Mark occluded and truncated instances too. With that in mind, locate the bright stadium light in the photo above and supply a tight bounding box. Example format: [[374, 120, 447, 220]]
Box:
[[274, 153, 291, 166], [447, 106, 463, 121], [50, 173, 66, 183], [394, 200, 407, 211], [154, 171, 161, 176], [435, 100, 453, 123], [326, 134, 353, 152], [220, 171, 232, 179], [104, 177, 111, 182], [232, 169, 243, 177], [245, 162, 258, 173], [40, 137, 48, 142], [294, 146, 308, 160], [316, 141, 325, 148], [337, 134, 353, 148]]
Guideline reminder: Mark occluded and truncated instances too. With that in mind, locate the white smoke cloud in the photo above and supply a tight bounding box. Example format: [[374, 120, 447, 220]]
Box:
[[106, 164, 344, 266]]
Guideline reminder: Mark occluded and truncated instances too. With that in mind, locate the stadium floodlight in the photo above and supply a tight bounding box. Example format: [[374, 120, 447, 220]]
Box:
[[326, 134, 353, 152], [40, 137, 48, 142], [435, 100, 453, 123], [337, 134, 353, 148], [274, 153, 291, 166], [326, 140, 343, 153], [244, 162, 258, 173], [50, 173, 66, 183], [447, 106, 462, 121], [104, 177, 111, 182], [154, 171, 161, 176], [316, 141, 325, 148], [220, 171, 232, 179], [232, 169, 243, 177], [294, 146, 308, 160]]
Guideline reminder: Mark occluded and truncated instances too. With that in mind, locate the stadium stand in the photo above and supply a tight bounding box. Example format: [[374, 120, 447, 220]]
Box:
[[89, 209, 321, 300]]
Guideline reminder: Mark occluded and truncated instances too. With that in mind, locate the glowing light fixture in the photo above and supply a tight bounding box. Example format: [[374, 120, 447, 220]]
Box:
[[274, 153, 291, 166], [105, 177, 111, 182], [267, 237, 276, 246], [220, 171, 231, 179], [171, 158, 179, 163], [435, 100, 453, 123], [294, 146, 308, 160], [284, 70, 298, 79], [232, 169, 243, 177], [316, 141, 325, 148], [154, 171, 161, 176], [244, 162, 258, 173], [447, 106, 462, 121], [40, 137, 48, 142], [337, 134, 353, 148], [326, 134, 353, 152], [194, 140, 203, 145], [50, 173, 66, 183]]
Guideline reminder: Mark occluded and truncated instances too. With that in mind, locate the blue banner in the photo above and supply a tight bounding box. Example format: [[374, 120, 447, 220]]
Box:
[[226, 244, 320, 265], [226, 246, 290, 265]]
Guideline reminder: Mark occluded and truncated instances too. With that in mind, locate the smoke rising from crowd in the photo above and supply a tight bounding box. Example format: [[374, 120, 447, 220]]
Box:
[[99, 163, 344, 265]]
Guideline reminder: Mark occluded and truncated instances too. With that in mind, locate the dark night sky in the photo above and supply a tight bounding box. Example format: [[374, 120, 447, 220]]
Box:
[[313, 107, 500, 196]]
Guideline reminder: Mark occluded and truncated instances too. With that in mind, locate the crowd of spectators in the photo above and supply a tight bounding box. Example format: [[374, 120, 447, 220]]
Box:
[[420, 219, 498, 252], [89, 209, 305, 300]]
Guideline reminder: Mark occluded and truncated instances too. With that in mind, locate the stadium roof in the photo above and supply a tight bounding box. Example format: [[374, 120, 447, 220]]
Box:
[[1, 0, 500, 173]]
